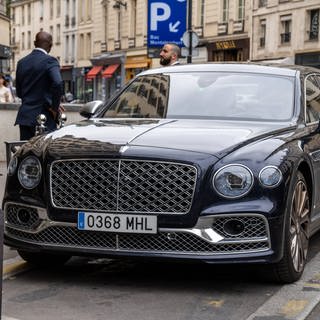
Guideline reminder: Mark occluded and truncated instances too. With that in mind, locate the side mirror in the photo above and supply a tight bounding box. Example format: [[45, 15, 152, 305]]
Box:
[[80, 100, 103, 119]]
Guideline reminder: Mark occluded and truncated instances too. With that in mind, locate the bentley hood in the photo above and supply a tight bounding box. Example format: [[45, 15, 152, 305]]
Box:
[[34, 118, 293, 158]]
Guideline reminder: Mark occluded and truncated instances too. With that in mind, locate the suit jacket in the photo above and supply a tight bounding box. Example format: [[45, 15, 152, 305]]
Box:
[[15, 49, 63, 131]]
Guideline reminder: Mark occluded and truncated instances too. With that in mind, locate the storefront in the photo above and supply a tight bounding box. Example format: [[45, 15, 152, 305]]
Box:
[[295, 52, 320, 69], [206, 38, 250, 62], [60, 65, 73, 100], [87, 53, 126, 102], [125, 55, 151, 82], [0, 44, 11, 74]]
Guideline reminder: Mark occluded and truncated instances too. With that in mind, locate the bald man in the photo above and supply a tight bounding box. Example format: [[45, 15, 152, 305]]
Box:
[[15, 31, 64, 140], [159, 43, 181, 66]]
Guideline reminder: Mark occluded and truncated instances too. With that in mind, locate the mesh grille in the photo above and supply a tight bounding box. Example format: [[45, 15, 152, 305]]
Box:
[[212, 216, 267, 238], [5, 225, 269, 255], [50, 159, 197, 214], [6, 205, 40, 229]]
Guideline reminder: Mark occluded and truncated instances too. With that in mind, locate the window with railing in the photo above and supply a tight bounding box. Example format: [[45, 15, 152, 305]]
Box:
[[50, 0, 53, 19], [309, 9, 319, 40], [21, 5, 25, 25], [27, 31, 31, 49], [222, 0, 229, 22], [56, 0, 61, 17], [280, 16, 291, 44], [56, 24, 61, 44], [27, 4, 31, 24], [238, 0, 244, 21], [259, 19, 266, 47]]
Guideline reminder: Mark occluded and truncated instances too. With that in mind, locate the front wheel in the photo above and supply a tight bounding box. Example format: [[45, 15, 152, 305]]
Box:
[[269, 172, 310, 283]]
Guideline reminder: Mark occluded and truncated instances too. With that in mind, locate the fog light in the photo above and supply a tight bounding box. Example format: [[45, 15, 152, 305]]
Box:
[[17, 208, 31, 224], [223, 219, 245, 236]]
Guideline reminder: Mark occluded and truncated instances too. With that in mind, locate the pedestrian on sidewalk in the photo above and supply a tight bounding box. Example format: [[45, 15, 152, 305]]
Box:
[[0, 74, 13, 103], [14, 31, 64, 140]]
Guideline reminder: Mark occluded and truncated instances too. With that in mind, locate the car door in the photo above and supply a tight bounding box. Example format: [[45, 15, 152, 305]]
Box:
[[304, 73, 320, 220]]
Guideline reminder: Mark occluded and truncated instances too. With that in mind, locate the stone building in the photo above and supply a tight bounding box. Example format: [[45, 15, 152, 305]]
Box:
[[252, 0, 320, 67], [0, 0, 11, 74], [7, 0, 320, 102]]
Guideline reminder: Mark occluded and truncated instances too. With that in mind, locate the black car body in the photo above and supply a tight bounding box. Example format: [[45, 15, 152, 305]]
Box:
[[3, 63, 320, 283]]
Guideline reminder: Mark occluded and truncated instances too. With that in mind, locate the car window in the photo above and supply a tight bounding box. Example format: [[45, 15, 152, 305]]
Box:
[[102, 72, 295, 121], [305, 74, 320, 123], [103, 75, 169, 118]]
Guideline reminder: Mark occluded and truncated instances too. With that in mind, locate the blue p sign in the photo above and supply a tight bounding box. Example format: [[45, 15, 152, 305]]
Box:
[[148, 0, 187, 47]]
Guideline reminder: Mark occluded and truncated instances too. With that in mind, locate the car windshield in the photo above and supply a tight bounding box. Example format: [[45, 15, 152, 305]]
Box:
[[102, 72, 295, 121]]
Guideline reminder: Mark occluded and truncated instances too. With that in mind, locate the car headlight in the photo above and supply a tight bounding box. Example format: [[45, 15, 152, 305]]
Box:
[[8, 156, 18, 176], [213, 164, 253, 198], [259, 166, 282, 188], [18, 156, 42, 189]]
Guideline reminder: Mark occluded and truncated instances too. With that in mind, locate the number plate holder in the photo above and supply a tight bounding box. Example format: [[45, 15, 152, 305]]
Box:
[[77, 212, 157, 234]]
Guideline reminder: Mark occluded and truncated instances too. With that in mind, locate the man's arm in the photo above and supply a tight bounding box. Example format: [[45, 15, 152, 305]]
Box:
[[47, 57, 63, 111]]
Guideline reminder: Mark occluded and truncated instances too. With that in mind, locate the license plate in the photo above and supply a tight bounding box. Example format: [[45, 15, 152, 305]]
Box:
[[77, 212, 157, 234]]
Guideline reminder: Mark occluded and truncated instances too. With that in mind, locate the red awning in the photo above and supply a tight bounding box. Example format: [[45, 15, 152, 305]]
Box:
[[102, 64, 119, 78], [86, 66, 103, 79]]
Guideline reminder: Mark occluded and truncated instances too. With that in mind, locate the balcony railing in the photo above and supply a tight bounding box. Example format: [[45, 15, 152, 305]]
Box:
[[114, 40, 121, 50], [128, 38, 135, 48], [233, 20, 244, 33], [65, 15, 69, 27], [280, 32, 291, 43], [218, 23, 228, 35], [101, 42, 107, 52]]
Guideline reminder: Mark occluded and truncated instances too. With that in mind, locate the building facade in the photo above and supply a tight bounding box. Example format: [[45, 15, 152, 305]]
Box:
[[7, 0, 320, 102], [252, 0, 320, 67], [0, 0, 11, 74]]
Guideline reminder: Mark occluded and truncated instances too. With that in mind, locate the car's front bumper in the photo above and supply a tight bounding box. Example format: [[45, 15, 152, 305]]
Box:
[[2, 202, 284, 264]]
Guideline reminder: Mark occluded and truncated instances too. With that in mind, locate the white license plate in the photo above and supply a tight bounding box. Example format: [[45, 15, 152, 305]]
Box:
[[77, 212, 157, 234]]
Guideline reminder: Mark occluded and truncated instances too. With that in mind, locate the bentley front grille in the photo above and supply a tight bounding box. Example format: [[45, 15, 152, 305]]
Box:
[[50, 159, 197, 214], [5, 225, 270, 255]]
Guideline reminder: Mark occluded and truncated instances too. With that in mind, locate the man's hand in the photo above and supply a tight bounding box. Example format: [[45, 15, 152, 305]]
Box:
[[49, 105, 65, 122]]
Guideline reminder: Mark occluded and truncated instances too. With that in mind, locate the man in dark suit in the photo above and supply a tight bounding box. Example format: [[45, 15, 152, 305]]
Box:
[[15, 31, 64, 140]]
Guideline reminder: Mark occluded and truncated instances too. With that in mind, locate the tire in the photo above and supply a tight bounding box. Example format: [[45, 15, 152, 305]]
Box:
[[17, 250, 71, 267], [269, 171, 310, 283]]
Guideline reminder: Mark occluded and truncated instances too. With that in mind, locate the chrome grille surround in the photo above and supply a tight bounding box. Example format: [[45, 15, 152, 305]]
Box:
[[4, 204, 271, 256], [50, 159, 198, 214]]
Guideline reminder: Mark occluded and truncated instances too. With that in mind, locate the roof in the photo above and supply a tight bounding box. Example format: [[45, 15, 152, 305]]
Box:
[[140, 62, 320, 78]]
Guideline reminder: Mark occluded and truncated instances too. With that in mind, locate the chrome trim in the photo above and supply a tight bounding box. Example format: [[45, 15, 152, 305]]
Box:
[[4, 211, 271, 249]]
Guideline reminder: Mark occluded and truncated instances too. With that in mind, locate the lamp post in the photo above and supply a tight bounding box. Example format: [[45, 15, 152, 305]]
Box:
[[187, 0, 192, 64]]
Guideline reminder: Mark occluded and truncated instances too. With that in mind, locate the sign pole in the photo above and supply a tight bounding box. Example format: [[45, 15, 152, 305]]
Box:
[[187, 0, 192, 64]]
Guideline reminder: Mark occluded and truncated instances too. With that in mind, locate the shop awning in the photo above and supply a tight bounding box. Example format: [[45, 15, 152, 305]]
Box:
[[86, 66, 103, 79], [125, 62, 148, 69], [102, 64, 119, 78]]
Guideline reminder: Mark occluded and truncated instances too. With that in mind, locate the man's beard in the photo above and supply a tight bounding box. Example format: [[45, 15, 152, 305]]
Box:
[[160, 56, 171, 66]]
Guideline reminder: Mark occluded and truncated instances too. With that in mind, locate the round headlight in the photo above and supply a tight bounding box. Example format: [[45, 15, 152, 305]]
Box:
[[18, 156, 42, 189], [259, 166, 282, 188], [213, 164, 253, 198], [8, 156, 18, 176]]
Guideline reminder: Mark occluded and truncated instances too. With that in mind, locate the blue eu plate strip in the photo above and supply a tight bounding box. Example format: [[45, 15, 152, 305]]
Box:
[[78, 212, 85, 229]]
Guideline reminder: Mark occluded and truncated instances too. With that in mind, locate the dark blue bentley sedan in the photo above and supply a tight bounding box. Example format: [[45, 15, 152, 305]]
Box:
[[3, 63, 320, 283]]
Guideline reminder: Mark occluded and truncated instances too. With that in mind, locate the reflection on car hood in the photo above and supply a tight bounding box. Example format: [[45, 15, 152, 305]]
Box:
[[44, 118, 292, 157]]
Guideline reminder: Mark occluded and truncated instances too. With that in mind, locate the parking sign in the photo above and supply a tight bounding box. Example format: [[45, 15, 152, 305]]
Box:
[[147, 0, 187, 47]]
